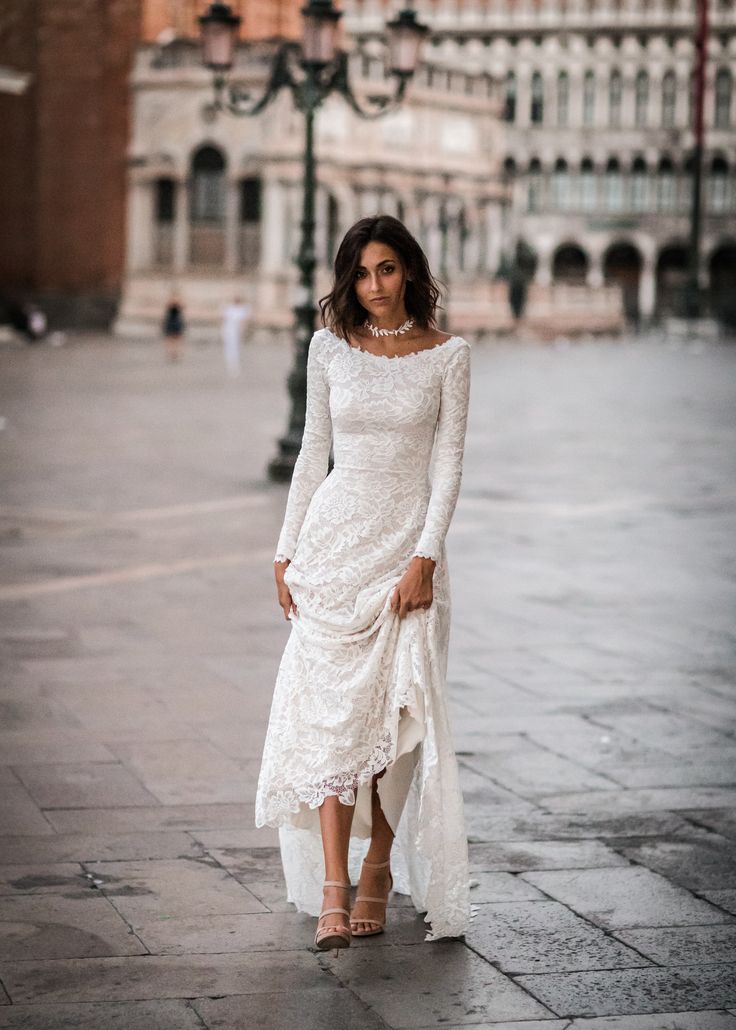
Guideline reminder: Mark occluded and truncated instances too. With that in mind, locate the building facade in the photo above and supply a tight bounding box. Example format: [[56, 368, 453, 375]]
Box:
[[115, 7, 506, 340], [376, 0, 735, 324]]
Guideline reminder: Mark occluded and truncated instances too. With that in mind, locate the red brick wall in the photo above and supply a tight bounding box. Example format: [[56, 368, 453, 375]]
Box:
[[141, 0, 302, 43], [0, 0, 142, 326]]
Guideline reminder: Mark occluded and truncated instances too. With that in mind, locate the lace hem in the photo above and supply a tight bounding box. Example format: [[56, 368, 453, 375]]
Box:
[[273, 554, 291, 564], [412, 551, 437, 561], [256, 731, 394, 828]]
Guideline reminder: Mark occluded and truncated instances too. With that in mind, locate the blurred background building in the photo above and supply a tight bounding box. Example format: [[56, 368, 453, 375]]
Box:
[[1, 0, 735, 337]]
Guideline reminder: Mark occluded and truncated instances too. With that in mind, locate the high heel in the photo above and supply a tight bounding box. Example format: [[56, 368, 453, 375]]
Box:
[[350, 858, 393, 937], [314, 881, 352, 952]]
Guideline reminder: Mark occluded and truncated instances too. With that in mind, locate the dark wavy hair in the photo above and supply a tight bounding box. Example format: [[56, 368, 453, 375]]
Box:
[[319, 215, 443, 341]]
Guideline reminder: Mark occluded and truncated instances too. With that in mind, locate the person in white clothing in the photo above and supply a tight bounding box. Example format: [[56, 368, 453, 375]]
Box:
[[256, 216, 472, 951], [222, 298, 251, 377]]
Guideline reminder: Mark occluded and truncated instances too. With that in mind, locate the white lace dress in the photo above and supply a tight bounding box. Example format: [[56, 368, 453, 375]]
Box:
[[255, 326, 472, 941]]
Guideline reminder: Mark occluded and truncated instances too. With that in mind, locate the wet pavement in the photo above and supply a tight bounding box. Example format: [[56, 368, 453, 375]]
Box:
[[0, 330, 735, 1029]]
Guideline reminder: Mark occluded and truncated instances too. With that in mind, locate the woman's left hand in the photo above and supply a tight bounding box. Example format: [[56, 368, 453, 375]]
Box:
[[390, 556, 436, 619]]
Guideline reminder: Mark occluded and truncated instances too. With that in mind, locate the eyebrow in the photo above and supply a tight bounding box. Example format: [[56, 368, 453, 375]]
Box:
[[356, 259, 396, 270]]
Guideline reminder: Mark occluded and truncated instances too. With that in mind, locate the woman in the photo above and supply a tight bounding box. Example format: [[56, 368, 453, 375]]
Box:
[[162, 295, 185, 363], [255, 215, 471, 948]]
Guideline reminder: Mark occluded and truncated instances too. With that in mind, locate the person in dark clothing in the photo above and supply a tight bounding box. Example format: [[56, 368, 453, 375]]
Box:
[[162, 296, 185, 362]]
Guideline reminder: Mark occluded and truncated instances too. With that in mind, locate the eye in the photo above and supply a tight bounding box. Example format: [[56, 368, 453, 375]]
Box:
[[355, 269, 366, 279], [382, 265, 395, 274]]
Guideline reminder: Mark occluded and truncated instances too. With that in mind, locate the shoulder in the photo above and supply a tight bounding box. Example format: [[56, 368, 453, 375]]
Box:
[[442, 335, 471, 365], [308, 327, 339, 359]]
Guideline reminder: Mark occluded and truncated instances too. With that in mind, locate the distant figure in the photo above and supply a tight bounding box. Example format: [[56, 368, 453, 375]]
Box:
[[162, 296, 185, 362], [508, 266, 528, 323], [222, 297, 251, 377]]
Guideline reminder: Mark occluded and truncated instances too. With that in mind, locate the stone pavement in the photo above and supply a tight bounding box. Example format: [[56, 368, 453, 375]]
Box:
[[0, 330, 735, 1030]]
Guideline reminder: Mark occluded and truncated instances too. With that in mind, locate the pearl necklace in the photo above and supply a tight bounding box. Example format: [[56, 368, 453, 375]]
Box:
[[364, 317, 415, 338]]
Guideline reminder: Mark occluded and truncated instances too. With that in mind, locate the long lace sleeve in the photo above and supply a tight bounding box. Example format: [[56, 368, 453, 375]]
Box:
[[412, 341, 471, 561], [273, 333, 332, 563]]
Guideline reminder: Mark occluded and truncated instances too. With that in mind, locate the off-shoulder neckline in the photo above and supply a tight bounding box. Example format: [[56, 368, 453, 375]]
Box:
[[322, 327, 465, 361]]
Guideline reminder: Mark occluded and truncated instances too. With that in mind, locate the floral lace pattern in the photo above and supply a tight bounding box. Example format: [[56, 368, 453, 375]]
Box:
[[256, 327, 472, 940]]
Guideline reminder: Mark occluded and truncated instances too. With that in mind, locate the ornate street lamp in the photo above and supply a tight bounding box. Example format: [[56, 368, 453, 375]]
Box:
[[199, 2, 428, 481]]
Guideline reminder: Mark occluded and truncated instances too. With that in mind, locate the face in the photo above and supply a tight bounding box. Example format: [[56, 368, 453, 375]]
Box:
[[353, 241, 408, 323]]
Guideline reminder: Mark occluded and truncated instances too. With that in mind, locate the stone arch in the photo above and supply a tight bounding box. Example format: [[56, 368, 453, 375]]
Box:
[[552, 241, 589, 284], [655, 241, 688, 317], [604, 240, 644, 324], [708, 239, 736, 327], [189, 144, 227, 266]]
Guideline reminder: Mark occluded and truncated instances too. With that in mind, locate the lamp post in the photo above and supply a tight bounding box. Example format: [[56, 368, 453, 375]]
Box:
[[200, 1, 428, 481], [685, 0, 708, 320]]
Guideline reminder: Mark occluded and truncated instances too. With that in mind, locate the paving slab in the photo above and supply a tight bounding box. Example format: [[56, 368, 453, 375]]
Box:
[[614, 925, 736, 965], [468, 841, 627, 873], [0, 785, 53, 837], [45, 803, 254, 834], [461, 749, 618, 798], [193, 988, 390, 1030], [85, 857, 268, 921], [466, 900, 650, 975], [189, 827, 279, 850], [0, 864, 87, 896], [703, 890, 736, 915], [618, 834, 736, 890], [468, 871, 547, 904], [515, 966, 712, 1018], [466, 811, 691, 844], [0, 999, 205, 1029], [0, 894, 145, 960], [0, 952, 327, 1003], [323, 942, 552, 1026], [11, 763, 157, 810], [0, 832, 205, 865], [106, 740, 255, 805], [542, 789, 736, 815], [681, 809, 736, 840], [521, 866, 731, 929], [568, 1014, 736, 1029]]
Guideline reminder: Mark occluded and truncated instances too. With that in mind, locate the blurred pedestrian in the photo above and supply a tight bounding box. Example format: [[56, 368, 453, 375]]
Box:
[[508, 266, 527, 323], [162, 295, 185, 362], [222, 297, 251, 377]]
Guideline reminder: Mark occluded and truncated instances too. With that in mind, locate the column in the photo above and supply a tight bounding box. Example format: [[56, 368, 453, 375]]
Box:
[[535, 247, 553, 287], [224, 177, 240, 274], [173, 178, 189, 272], [586, 250, 604, 288], [639, 251, 656, 322], [261, 176, 286, 275], [126, 177, 154, 272]]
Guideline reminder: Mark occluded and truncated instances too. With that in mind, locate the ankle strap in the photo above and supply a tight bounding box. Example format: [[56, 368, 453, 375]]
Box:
[[361, 859, 390, 868], [323, 880, 351, 889]]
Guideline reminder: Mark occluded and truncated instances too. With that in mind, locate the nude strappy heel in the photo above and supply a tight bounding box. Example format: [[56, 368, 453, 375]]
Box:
[[314, 881, 352, 952], [350, 859, 393, 937]]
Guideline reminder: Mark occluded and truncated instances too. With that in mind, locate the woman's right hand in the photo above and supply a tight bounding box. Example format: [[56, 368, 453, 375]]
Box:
[[274, 559, 297, 620]]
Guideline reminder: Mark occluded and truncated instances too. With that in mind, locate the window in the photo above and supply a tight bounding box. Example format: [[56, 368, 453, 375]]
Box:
[[190, 146, 225, 222], [552, 158, 570, 210], [239, 177, 261, 223], [583, 70, 595, 127], [580, 157, 596, 211], [656, 156, 676, 212], [557, 71, 569, 127], [528, 158, 543, 212], [715, 68, 732, 129], [155, 178, 175, 222], [635, 70, 649, 128], [604, 157, 623, 211], [661, 70, 676, 129], [530, 71, 544, 125], [504, 71, 517, 123], [609, 69, 622, 128], [631, 156, 649, 212], [708, 156, 729, 212]]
